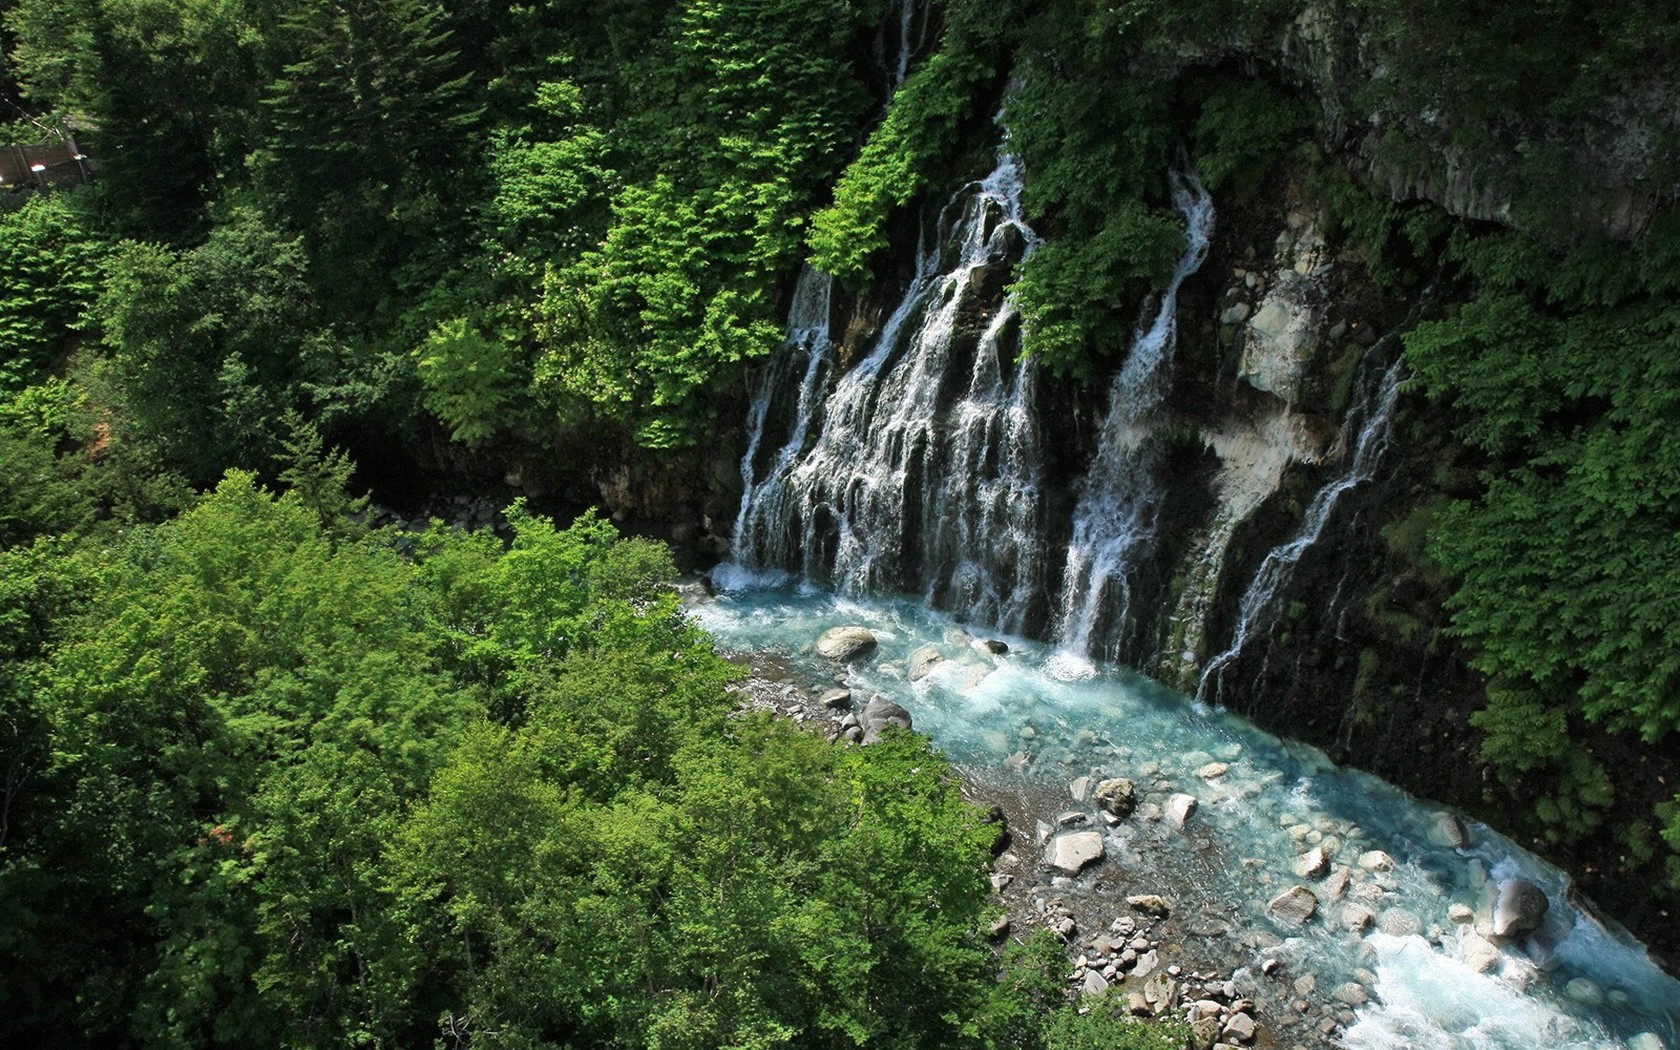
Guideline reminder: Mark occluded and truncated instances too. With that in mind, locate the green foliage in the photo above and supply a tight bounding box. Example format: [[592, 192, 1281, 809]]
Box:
[[1191, 79, 1310, 195], [93, 210, 324, 479], [1041, 1003, 1190, 1050], [808, 42, 998, 284], [1012, 200, 1184, 374], [415, 316, 528, 442], [1407, 217, 1680, 873], [250, 0, 484, 295], [532, 0, 878, 446], [0, 193, 106, 389]]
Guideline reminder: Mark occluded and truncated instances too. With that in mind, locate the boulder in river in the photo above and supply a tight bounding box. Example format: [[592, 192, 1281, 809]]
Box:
[[1046, 830, 1105, 875], [860, 696, 912, 744], [1268, 885, 1319, 924], [1094, 777, 1137, 817], [817, 626, 878, 661], [1429, 811, 1471, 849], [1492, 878, 1549, 939], [1167, 793, 1199, 827], [908, 644, 944, 681], [1293, 846, 1330, 879]]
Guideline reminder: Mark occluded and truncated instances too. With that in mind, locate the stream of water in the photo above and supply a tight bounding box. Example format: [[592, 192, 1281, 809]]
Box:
[[691, 579, 1680, 1050]]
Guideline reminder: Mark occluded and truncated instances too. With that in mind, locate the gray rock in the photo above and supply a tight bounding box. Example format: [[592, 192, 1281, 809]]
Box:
[[1189, 1000, 1224, 1020], [1055, 810, 1089, 827], [1322, 868, 1351, 899], [819, 688, 853, 709], [1628, 1035, 1666, 1050], [1448, 903, 1475, 924], [1430, 811, 1471, 849], [816, 625, 877, 661], [1341, 904, 1375, 932], [1046, 830, 1105, 875], [907, 645, 944, 682], [1332, 982, 1368, 1006], [1492, 879, 1549, 939], [1167, 793, 1199, 828], [1197, 761, 1230, 779], [1127, 894, 1173, 917], [1221, 302, 1252, 325], [1268, 886, 1319, 924], [1221, 1012, 1258, 1043], [1083, 970, 1110, 996], [1069, 775, 1092, 802], [860, 696, 912, 746], [1094, 777, 1138, 817], [988, 914, 1011, 939], [981, 639, 1010, 654], [1191, 1016, 1222, 1050]]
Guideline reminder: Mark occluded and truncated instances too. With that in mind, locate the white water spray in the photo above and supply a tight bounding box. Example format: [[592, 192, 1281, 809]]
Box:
[[1196, 351, 1406, 704], [1053, 173, 1215, 661]]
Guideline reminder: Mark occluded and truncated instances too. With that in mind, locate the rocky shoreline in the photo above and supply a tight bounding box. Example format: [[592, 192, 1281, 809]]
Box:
[[716, 618, 1317, 1050]]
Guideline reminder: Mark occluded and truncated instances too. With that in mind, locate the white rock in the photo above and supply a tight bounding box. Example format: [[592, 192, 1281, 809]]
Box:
[[1357, 850, 1395, 872], [1460, 931, 1500, 973], [816, 626, 877, 661], [1046, 831, 1105, 875], [1167, 793, 1199, 827], [1565, 978, 1604, 1006], [1268, 886, 1319, 924], [1221, 1012, 1257, 1043], [1293, 846, 1330, 879]]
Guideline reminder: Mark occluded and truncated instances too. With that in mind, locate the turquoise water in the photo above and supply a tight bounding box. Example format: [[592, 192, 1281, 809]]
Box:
[[692, 568, 1680, 1049]]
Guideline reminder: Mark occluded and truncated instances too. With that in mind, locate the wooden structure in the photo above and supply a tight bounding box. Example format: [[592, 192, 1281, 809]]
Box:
[[0, 138, 92, 191]]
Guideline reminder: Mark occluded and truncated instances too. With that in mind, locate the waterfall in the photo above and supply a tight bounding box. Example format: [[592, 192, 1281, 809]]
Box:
[[894, 0, 918, 85], [733, 267, 835, 571], [1196, 350, 1407, 704], [1052, 173, 1215, 663], [731, 151, 1048, 629]]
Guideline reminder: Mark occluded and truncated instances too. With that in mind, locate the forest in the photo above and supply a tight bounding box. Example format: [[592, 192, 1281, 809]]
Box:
[[2, 0, 1680, 1045]]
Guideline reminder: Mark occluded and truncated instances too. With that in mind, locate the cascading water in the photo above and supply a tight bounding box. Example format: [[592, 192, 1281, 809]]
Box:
[[1052, 173, 1214, 666], [732, 267, 835, 572], [729, 151, 1050, 633], [1195, 348, 1406, 705], [893, 0, 925, 85], [712, 144, 1680, 1049]]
